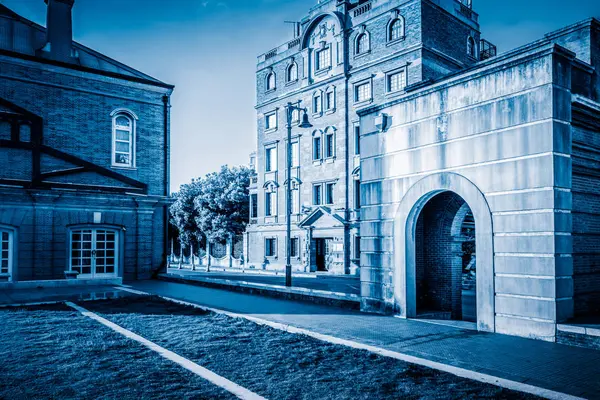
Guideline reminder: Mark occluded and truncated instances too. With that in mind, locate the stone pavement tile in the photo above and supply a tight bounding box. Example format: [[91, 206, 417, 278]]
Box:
[[131, 280, 600, 399]]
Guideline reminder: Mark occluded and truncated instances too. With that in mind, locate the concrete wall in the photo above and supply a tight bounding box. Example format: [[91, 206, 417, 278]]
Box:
[[359, 43, 576, 340]]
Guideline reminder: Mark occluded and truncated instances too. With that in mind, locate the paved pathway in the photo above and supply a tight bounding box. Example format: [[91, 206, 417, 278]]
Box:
[[166, 268, 361, 295], [132, 280, 600, 400]]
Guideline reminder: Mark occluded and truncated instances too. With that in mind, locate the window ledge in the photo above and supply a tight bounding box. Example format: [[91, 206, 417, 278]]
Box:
[[354, 50, 371, 60], [354, 99, 373, 107], [385, 89, 406, 98], [312, 160, 323, 166], [265, 128, 277, 134], [111, 165, 137, 171], [386, 37, 406, 47], [285, 79, 299, 86], [312, 112, 323, 119], [315, 67, 332, 76], [265, 88, 276, 94], [325, 109, 336, 115], [325, 157, 335, 164]]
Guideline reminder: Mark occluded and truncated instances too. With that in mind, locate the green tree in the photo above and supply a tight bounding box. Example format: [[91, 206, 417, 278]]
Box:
[[170, 179, 204, 247], [194, 165, 252, 243]]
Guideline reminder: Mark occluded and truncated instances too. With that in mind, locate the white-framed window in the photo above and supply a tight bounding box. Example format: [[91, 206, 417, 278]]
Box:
[[313, 135, 322, 160], [325, 182, 335, 205], [287, 63, 298, 82], [290, 237, 299, 258], [291, 108, 300, 124], [250, 193, 258, 219], [355, 81, 372, 103], [467, 36, 477, 58], [313, 92, 323, 114], [313, 184, 322, 205], [355, 33, 370, 55], [0, 228, 14, 279], [264, 182, 278, 217], [291, 188, 300, 214], [388, 17, 405, 42], [316, 47, 331, 71], [265, 111, 277, 131], [111, 111, 136, 168], [291, 140, 300, 168], [69, 228, 118, 278], [388, 68, 407, 93], [266, 72, 276, 91], [325, 130, 335, 159], [265, 238, 277, 257], [325, 86, 336, 111], [265, 147, 277, 172], [354, 123, 361, 155]]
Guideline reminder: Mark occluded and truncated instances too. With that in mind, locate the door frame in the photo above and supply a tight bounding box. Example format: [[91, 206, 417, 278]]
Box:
[[67, 225, 123, 279], [0, 225, 17, 282]]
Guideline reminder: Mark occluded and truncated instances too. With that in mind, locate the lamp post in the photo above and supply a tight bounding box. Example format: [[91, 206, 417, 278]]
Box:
[[285, 102, 312, 287]]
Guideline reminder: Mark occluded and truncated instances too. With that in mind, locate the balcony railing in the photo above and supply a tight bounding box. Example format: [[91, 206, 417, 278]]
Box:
[[288, 38, 301, 49], [480, 39, 497, 61], [353, 2, 372, 17]]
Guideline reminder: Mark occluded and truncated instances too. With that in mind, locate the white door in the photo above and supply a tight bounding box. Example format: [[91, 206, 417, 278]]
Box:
[[70, 229, 118, 278], [0, 229, 13, 280]]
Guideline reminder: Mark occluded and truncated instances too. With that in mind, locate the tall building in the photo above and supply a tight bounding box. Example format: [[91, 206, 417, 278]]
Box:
[[0, 0, 173, 285], [249, 0, 600, 342], [247, 0, 486, 275]]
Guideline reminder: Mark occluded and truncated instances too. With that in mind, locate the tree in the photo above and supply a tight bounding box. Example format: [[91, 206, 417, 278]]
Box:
[[170, 179, 204, 247], [194, 165, 252, 243]]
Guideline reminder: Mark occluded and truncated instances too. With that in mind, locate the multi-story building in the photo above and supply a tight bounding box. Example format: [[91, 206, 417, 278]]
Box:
[[249, 0, 600, 343], [247, 0, 486, 275], [0, 0, 173, 285]]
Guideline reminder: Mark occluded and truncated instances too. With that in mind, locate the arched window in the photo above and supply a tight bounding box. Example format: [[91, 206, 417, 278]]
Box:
[[266, 72, 276, 91], [467, 36, 476, 58], [111, 111, 136, 168], [389, 17, 405, 41], [356, 33, 369, 55], [287, 63, 298, 82]]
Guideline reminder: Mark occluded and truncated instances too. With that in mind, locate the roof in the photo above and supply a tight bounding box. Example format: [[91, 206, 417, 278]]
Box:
[[0, 4, 172, 89]]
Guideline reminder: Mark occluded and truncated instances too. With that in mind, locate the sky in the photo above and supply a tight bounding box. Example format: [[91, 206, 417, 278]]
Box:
[[2, 0, 600, 192]]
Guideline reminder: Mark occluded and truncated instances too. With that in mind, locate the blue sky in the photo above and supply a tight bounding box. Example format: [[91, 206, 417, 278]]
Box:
[[2, 0, 600, 192]]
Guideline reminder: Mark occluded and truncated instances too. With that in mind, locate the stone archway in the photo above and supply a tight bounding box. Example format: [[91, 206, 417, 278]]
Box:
[[394, 172, 495, 332]]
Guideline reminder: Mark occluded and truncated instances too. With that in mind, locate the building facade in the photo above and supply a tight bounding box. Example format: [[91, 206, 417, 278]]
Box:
[[247, 0, 485, 275], [249, 0, 600, 342], [0, 0, 173, 285]]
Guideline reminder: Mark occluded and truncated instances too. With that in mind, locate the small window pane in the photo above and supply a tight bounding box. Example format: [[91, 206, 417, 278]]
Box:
[[115, 153, 130, 165], [115, 116, 131, 128], [115, 142, 130, 152], [116, 130, 130, 141]]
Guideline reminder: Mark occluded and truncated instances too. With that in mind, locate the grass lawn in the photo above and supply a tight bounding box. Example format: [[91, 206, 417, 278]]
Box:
[[0, 302, 234, 400], [83, 296, 541, 400]]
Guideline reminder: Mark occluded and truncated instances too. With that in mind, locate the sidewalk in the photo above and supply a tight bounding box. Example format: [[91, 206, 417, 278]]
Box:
[[132, 280, 600, 400]]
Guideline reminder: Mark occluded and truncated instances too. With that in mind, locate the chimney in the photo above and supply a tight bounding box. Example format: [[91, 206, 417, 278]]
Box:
[[40, 0, 76, 63]]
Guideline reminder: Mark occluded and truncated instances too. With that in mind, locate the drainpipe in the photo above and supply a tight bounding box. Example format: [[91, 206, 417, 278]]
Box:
[[162, 95, 171, 276]]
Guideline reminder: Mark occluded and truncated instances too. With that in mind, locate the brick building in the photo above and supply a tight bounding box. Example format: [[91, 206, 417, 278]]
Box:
[[0, 0, 173, 285], [249, 0, 600, 342]]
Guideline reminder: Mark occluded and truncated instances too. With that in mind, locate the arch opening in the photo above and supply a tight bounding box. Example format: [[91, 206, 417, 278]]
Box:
[[414, 192, 476, 322]]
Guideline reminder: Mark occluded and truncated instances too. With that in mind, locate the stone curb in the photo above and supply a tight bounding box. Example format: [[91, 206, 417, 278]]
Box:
[[157, 273, 361, 311]]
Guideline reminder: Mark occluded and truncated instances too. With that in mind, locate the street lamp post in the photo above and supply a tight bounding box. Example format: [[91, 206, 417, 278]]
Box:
[[285, 102, 312, 287]]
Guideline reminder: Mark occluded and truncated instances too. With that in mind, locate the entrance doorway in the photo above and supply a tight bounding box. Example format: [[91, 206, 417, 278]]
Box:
[[414, 192, 476, 322], [70, 229, 118, 278], [315, 238, 328, 272]]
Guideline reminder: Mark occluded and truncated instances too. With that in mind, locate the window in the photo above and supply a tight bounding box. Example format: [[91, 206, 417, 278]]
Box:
[[325, 88, 335, 111], [354, 124, 361, 155], [265, 238, 276, 257], [354, 179, 361, 208], [250, 194, 258, 219], [313, 184, 322, 205], [291, 108, 300, 124], [0, 229, 13, 278], [325, 133, 334, 158], [389, 18, 405, 41], [70, 229, 118, 277], [265, 112, 277, 131], [265, 191, 275, 216], [354, 236, 361, 261], [291, 188, 299, 214], [316, 47, 331, 70], [355, 82, 371, 103], [467, 36, 476, 58], [313, 93, 322, 114], [313, 136, 322, 160], [388, 69, 407, 93], [265, 147, 277, 172], [290, 238, 299, 258], [325, 183, 335, 205], [287, 63, 298, 82], [266, 72, 276, 91], [112, 113, 134, 167], [291, 141, 300, 168], [356, 33, 369, 55]]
